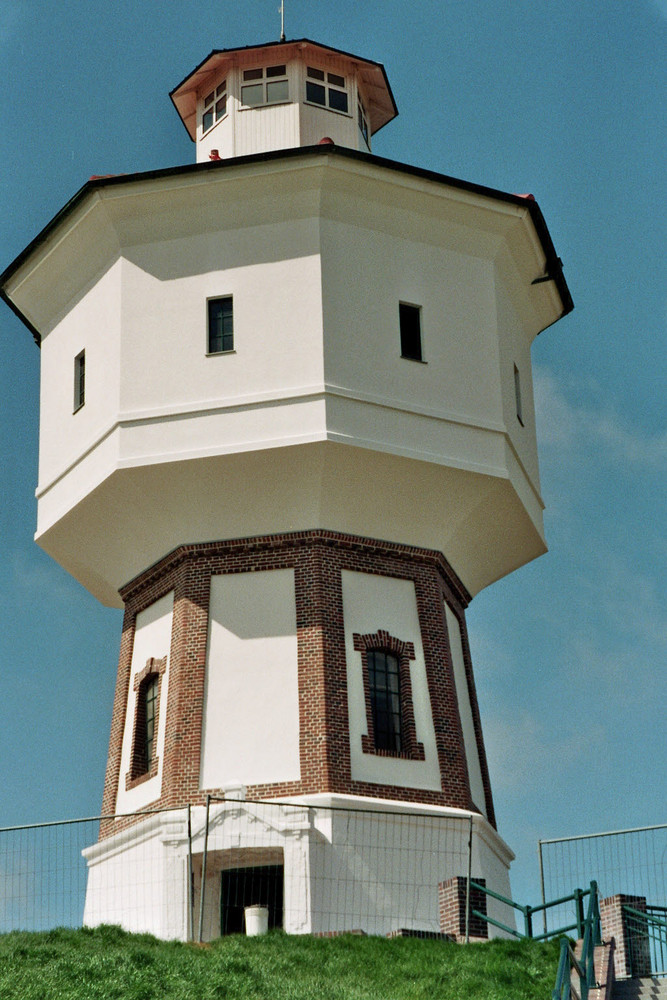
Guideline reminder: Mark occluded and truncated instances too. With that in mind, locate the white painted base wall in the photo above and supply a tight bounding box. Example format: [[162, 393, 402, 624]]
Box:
[[83, 795, 515, 941]]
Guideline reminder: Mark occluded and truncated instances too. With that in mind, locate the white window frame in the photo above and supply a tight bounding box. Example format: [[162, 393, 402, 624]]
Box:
[[240, 64, 289, 108], [201, 79, 228, 136], [357, 95, 370, 149], [305, 66, 350, 116]]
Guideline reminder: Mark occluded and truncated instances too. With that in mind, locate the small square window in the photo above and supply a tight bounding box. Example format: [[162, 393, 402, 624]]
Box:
[[208, 297, 234, 354], [73, 350, 85, 411], [399, 303, 423, 362], [305, 67, 349, 115]]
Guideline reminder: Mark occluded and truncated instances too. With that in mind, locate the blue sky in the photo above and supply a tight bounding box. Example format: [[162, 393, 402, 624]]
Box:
[[0, 0, 665, 909]]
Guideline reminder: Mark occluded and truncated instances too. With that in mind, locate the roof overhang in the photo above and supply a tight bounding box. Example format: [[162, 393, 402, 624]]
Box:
[[0, 143, 573, 346], [169, 38, 398, 141]]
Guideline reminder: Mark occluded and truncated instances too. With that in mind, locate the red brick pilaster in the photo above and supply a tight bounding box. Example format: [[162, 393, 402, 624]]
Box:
[[600, 894, 650, 979], [438, 876, 488, 941]]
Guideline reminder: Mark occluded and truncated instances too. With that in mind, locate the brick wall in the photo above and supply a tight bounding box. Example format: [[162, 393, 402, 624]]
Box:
[[600, 894, 650, 979], [100, 530, 496, 838], [438, 876, 488, 941]]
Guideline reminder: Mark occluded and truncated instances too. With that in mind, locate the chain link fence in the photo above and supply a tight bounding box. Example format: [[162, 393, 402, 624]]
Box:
[[539, 823, 667, 975], [1, 799, 516, 941]]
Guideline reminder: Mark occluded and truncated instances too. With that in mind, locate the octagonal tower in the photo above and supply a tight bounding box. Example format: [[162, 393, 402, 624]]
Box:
[[1, 36, 572, 940]]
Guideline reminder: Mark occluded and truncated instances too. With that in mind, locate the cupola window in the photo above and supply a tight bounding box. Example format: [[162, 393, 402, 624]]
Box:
[[241, 65, 289, 107], [202, 81, 227, 133], [358, 97, 370, 148], [306, 67, 349, 114]]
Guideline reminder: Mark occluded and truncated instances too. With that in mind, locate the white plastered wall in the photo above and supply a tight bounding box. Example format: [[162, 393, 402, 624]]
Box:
[[38, 258, 122, 489], [444, 603, 487, 818], [115, 591, 174, 814], [200, 569, 300, 789], [341, 569, 441, 791]]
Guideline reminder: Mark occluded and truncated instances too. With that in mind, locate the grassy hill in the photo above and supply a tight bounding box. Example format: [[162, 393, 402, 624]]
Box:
[[0, 925, 560, 999]]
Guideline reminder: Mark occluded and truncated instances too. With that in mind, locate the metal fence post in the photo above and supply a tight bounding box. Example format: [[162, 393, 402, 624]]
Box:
[[465, 813, 473, 944], [197, 794, 211, 944], [538, 839, 548, 936]]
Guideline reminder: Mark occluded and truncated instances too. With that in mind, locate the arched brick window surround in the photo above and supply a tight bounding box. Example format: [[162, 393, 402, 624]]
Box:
[[125, 655, 167, 790], [353, 630, 425, 761]]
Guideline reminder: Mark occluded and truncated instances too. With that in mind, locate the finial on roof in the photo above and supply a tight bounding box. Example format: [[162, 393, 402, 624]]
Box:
[[279, 1, 286, 42]]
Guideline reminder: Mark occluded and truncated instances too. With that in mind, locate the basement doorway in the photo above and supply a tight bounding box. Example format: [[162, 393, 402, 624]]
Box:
[[220, 864, 284, 935]]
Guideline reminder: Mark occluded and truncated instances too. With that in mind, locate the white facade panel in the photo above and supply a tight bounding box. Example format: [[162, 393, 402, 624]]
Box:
[[200, 569, 300, 789], [118, 249, 324, 415], [84, 799, 513, 941], [341, 570, 442, 791], [115, 591, 174, 814], [445, 603, 487, 818], [320, 216, 503, 432], [38, 259, 122, 488]]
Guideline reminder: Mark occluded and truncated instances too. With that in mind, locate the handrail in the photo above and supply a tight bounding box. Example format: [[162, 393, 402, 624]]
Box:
[[623, 904, 667, 929], [551, 883, 600, 1000], [622, 903, 667, 977], [470, 879, 591, 941]]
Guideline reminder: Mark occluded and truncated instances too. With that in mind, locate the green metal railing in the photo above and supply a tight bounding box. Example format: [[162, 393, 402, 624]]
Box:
[[465, 879, 601, 1000], [624, 904, 667, 978], [551, 884, 601, 1000], [468, 879, 596, 943]]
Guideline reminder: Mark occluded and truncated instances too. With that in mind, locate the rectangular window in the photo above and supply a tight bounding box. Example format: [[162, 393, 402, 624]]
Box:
[[202, 80, 227, 134], [514, 364, 524, 425], [399, 303, 423, 362], [368, 650, 402, 752], [208, 297, 234, 354], [358, 97, 370, 148], [73, 350, 85, 411], [306, 67, 349, 114], [241, 65, 288, 107]]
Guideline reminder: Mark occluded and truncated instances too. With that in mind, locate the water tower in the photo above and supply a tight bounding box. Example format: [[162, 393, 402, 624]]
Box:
[[0, 35, 572, 939]]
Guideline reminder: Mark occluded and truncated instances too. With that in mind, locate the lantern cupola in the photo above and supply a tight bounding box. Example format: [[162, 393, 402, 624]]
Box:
[[170, 38, 398, 162]]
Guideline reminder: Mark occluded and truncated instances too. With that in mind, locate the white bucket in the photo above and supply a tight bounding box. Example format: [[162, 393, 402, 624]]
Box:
[[244, 905, 269, 936]]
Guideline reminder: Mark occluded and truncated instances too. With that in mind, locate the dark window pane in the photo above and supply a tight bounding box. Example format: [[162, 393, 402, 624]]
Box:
[[144, 676, 158, 770], [215, 97, 226, 119], [328, 88, 348, 113], [399, 303, 422, 361], [307, 66, 325, 80], [216, 81, 226, 96], [328, 73, 345, 87], [241, 83, 263, 106], [208, 297, 234, 354], [367, 650, 402, 752], [74, 351, 85, 409], [266, 64, 286, 77], [204, 91, 214, 106], [203, 110, 213, 132], [306, 81, 326, 106], [243, 68, 263, 81]]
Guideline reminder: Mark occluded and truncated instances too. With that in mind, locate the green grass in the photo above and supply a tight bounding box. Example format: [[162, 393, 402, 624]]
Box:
[[0, 926, 560, 999]]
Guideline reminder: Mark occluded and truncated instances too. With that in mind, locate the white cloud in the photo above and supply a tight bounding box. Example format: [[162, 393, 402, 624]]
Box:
[[533, 366, 667, 471], [648, 0, 667, 21]]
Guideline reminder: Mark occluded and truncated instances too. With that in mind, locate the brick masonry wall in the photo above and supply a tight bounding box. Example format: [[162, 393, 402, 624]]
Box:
[[438, 876, 488, 941], [99, 530, 497, 838], [600, 894, 650, 979]]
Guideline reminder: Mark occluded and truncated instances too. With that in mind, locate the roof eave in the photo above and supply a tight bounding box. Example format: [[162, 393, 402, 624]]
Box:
[[0, 144, 573, 344]]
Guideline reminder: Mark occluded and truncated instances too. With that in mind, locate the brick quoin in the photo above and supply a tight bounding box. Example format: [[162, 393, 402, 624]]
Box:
[[100, 530, 496, 839]]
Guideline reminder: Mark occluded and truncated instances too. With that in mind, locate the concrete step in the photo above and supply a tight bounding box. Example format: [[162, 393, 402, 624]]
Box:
[[613, 978, 667, 1000]]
